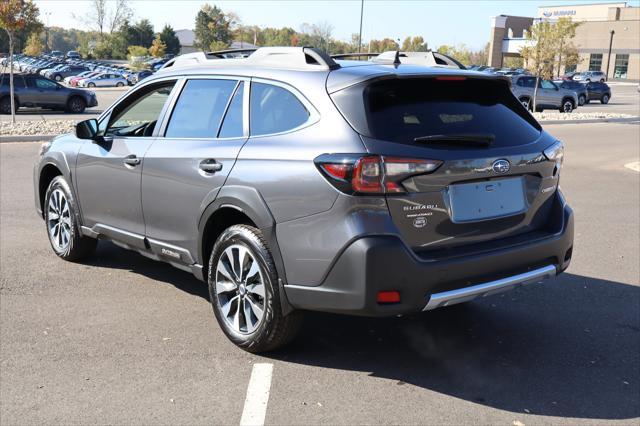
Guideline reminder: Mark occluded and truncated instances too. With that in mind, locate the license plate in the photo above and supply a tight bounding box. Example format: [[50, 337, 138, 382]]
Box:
[[448, 177, 526, 223]]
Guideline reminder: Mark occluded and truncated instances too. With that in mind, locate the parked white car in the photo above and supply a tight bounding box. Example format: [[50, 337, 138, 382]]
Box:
[[78, 73, 128, 88]]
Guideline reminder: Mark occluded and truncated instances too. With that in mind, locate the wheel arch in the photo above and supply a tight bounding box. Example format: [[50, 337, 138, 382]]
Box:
[[197, 185, 293, 314]]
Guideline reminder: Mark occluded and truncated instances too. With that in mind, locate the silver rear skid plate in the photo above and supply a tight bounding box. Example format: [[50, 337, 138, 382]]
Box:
[[423, 264, 557, 311]]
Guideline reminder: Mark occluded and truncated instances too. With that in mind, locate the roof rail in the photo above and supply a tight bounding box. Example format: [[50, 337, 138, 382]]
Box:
[[159, 46, 340, 72], [373, 51, 466, 69], [330, 52, 380, 60], [206, 48, 258, 58]]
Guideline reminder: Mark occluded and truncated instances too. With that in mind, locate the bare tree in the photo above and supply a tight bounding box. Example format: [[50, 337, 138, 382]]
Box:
[[108, 0, 132, 34], [73, 0, 131, 37]]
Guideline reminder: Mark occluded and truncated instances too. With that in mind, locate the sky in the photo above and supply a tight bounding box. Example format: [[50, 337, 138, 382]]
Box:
[[33, 0, 640, 50]]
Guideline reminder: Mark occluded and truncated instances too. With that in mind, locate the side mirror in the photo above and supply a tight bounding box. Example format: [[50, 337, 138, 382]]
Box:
[[75, 118, 99, 140]]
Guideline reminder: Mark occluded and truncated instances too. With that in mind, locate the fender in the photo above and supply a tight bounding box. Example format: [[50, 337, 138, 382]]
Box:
[[197, 185, 293, 315], [35, 148, 75, 217]]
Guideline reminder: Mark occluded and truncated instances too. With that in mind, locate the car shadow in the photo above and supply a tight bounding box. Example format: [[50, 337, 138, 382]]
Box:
[[88, 241, 639, 420]]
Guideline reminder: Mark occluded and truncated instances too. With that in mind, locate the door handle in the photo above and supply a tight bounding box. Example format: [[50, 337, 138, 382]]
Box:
[[199, 159, 223, 173], [123, 155, 140, 166]]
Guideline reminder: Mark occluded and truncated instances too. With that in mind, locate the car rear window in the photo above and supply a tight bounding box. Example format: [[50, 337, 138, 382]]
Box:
[[331, 77, 541, 148]]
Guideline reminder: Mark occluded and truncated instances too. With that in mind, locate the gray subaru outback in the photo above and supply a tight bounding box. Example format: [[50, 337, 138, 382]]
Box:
[[34, 47, 574, 352]]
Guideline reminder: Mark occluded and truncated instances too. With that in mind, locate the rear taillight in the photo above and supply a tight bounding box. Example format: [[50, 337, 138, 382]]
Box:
[[315, 154, 442, 195]]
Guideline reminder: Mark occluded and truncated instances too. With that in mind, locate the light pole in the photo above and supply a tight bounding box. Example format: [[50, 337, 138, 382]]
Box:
[[44, 12, 51, 53], [605, 29, 615, 80], [357, 0, 364, 53]]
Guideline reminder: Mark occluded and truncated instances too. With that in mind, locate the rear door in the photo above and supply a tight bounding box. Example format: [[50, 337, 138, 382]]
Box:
[[141, 77, 247, 262], [331, 76, 560, 252]]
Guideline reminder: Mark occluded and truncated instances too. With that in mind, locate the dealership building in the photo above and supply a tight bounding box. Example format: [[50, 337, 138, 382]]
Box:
[[488, 2, 640, 80]]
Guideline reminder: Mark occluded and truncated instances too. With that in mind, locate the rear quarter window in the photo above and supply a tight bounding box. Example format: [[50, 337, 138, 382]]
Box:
[[250, 82, 309, 136]]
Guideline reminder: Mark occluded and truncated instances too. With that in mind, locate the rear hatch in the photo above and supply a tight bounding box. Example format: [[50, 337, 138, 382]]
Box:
[[330, 74, 562, 254]]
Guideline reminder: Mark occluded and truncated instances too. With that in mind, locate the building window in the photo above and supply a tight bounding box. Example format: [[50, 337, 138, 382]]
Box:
[[614, 54, 629, 79], [588, 53, 603, 71], [565, 64, 577, 73]]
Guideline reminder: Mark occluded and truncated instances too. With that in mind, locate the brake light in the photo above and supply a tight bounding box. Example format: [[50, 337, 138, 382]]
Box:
[[316, 154, 442, 195], [434, 76, 467, 81]]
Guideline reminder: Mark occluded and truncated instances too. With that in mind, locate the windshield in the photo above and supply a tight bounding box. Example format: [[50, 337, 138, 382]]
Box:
[[331, 77, 542, 148]]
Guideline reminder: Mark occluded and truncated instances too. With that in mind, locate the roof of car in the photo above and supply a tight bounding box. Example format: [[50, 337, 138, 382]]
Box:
[[151, 46, 507, 93]]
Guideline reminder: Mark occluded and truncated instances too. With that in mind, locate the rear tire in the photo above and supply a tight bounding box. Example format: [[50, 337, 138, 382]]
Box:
[[208, 224, 303, 353], [44, 176, 97, 261], [560, 99, 574, 113], [54, 74, 62, 81], [578, 94, 586, 106], [116, 82, 124, 87], [601, 94, 610, 104], [88, 82, 96, 88], [66, 96, 86, 113]]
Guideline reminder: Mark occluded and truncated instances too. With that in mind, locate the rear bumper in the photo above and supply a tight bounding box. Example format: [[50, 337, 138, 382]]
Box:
[[284, 192, 573, 317]]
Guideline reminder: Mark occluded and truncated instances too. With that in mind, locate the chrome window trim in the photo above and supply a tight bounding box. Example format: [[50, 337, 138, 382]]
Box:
[[247, 77, 320, 138]]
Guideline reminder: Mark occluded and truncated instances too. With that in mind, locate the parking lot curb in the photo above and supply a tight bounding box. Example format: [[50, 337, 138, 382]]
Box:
[[539, 116, 640, 125], [1, 135, 56, 143]]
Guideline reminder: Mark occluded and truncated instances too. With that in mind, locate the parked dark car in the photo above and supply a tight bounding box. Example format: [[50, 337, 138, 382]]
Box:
[[555, 80, 588, 106], [129, 70, 154, 85], [0, 73, 98, 114], [584, 81, 612, 104]]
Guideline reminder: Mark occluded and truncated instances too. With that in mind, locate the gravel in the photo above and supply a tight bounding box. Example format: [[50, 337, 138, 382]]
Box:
[[1, 111, 637, 138], [533, 111, 636, 121], [1, 120, 75, 136]]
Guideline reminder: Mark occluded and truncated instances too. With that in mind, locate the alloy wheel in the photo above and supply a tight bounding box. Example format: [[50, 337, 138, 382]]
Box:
[[215, 244, 266, 334], [48, 189, 72, 251], [563, 101, 573, 113]]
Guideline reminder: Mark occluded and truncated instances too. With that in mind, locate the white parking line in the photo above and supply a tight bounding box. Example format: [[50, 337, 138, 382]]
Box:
[[240, 363, 273, 426]]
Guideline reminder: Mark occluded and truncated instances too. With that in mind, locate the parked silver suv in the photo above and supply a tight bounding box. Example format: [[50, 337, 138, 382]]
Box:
[[511, 75, 579, 112], [34, 47, 574, 352]]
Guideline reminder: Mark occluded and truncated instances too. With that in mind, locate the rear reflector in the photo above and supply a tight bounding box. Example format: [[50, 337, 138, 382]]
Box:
[[377, 291, 401, 304]]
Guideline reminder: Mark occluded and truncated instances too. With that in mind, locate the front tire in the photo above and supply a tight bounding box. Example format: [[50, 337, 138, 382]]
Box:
[[0, 96, 12, 114], [44, 176, 97, 261], [208, 225, 302, 353], [116, 82, 124, 87]]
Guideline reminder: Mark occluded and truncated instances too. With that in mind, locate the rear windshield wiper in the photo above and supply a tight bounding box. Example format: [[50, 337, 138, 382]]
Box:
[[413, 133, 495, 147]]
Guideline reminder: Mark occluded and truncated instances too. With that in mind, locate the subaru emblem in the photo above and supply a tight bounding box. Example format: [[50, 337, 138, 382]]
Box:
[[492, 159, 510, 174]]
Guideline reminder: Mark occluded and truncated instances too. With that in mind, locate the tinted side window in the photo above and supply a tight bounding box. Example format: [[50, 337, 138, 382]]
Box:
[[107, 82, 176, 137], [540, 80, 555, 90], [218, 82, 244, 138], [165, 79, 237, 139], [34, 78, 57, 89], [250, 82, 310, 136]]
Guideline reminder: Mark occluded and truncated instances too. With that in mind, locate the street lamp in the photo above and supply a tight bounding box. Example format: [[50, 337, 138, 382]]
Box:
[[357, 0, 364, 53], [605, 29, 615, 80], [44, 12, 52, 53]]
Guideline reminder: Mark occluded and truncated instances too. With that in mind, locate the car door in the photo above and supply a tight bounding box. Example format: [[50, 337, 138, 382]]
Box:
[[25, 77, 61, 107], [75, 79, 178, 247], [538, 79, 557, 108], [142, 77, 247, 262]]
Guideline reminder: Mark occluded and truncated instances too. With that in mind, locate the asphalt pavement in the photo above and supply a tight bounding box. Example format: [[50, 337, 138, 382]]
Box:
[[0, 122, 638, 424]]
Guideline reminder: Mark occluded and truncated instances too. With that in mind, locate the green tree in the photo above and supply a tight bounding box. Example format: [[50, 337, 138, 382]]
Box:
[[0, 0, 41, 123], [503, 56, 524, 68], [368, 38, 398, 52], [194, 4, 231, 51], [133, 19, 154, 47], [437, 44, 473, 65], [23, 30, 43, 55], [159, 24, 180, 55], [149, 34, 166, 57], [401, 36, 428, 52], [553, 18, 581, 75]]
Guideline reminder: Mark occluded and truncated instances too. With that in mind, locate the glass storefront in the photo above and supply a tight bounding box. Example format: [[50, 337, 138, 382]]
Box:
[[589, 53, 603, 71], [614, 54, 629, 79]]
